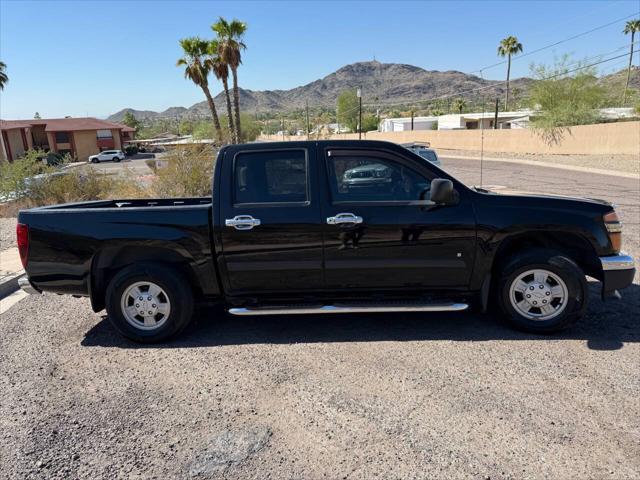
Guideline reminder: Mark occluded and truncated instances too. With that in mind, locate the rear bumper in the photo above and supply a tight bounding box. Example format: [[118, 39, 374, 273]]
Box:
[[18, 276, 41, 295], [600, 253, 635, 296]]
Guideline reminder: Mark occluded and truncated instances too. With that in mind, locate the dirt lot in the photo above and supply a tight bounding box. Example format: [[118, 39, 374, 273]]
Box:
[[1, 158, 639, 479]]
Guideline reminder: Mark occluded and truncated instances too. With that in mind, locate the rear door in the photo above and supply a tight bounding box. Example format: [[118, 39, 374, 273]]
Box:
[[320, 146, 476, 291], [217, 145, 324, 295]]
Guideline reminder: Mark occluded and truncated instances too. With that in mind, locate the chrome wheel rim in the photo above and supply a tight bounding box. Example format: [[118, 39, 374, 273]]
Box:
[[120, 281, 171, 331], [509, 269, 568, 321]]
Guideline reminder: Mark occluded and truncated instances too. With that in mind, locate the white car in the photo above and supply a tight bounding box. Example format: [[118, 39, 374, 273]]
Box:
[[88, 150, 125, 163], [401, 142, 442, 167]]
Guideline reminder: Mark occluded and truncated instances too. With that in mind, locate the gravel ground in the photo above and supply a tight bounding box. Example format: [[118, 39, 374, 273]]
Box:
[[1, 217, 18, 250], [439, 149, 640, 175], [1, 159, 639, 479]]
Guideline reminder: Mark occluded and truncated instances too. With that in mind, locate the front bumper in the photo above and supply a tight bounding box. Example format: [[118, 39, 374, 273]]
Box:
[[600, 253, 635, 297]]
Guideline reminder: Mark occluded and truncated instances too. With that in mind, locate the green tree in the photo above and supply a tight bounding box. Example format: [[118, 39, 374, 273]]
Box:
[[497, 35, 523, 111], [212, 17, 247, 142], [0, 61, 7, 90], [623, 19, 640, 105], [121, 111, 141, 131], [179, 119, 194, 135], [177, 37, 223, 141], [527, 56, 606, 143], [34, 112, 41, 119], [452, 98, 466, 114], [209, 39, 237, 143], [361, 114, 379, 132], [337, 90, 359, 132]]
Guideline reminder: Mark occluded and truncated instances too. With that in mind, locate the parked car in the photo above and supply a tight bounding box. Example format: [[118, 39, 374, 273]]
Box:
[[88, 150, 125, 163], [401, 142, 441, 167], [17, 140, 635, 343]]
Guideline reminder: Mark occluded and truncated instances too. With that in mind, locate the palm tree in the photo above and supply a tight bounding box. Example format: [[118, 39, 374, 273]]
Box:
[[0, 61, 7, 90], [209, 40, 236, 142], [497, 36, 523, 111], [212, 17, 247, 142], [177, 37, 222, 141], [453, 98, 466, 114], [622, 19, 640, 105]]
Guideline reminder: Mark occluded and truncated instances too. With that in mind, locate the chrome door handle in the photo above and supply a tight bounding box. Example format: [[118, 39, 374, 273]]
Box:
[[225, 215, 261, 230], [327, 212, 363, 225]]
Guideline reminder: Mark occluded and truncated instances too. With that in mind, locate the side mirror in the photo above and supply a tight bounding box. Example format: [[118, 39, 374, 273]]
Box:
[[429, 178, 457, 205]]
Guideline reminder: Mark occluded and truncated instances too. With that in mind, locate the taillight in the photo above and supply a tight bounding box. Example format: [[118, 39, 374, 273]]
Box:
[[603, 211, 622, 253], [16, 223, 29, 268]]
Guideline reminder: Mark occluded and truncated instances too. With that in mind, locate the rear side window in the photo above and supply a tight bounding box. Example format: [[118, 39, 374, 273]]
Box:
[[234, 149, 308, 204]]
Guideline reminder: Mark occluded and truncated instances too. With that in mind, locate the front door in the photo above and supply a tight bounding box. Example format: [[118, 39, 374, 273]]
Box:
[[218, 146, 324, 295], [320, 147, 476, 291]]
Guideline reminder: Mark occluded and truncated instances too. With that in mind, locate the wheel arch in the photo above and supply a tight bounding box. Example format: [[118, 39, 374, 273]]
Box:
[[89, 246, 204, 312], [491, 231, 601, 280]]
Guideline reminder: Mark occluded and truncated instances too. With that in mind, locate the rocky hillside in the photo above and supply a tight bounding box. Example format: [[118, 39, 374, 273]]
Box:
[[108, 61, 533, 121], [108, 61, 637, 122]]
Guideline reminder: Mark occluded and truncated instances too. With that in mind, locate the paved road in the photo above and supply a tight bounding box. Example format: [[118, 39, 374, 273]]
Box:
[[81, 154, 159, 176], [1, 159, 639, 479]]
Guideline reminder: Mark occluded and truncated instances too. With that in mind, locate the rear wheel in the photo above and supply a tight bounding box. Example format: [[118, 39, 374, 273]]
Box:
[[496, 249, 589, 333], [106, 264, 194, 343]]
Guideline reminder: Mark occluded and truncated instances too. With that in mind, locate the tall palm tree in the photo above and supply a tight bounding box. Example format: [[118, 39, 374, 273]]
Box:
[[0, 61, 8, 90], [497, 36, 523, 111], [622, 19, 640, 106], [212, 17, 247, 142], [453, 98, 466, 114], [209, 40, 236, 142], [176, 37, 222, 141]]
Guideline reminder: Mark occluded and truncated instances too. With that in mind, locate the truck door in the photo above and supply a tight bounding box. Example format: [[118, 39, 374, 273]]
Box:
[[217, 145, 324, 295], [320, 146, 476, 291]]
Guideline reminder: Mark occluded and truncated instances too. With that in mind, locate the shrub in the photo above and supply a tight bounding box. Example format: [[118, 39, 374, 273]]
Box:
[[0, 150, 52, 201], [27, 170, 116, 206], [152, 145, 215, 197], [124, 145, 138, 156]]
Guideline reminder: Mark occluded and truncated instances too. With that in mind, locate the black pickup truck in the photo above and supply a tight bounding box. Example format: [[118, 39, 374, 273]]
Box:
[[17, 140, 635, 342]]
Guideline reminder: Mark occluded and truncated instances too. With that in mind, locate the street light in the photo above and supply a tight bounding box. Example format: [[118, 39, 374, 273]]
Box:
[[356, 87, 362, 140]]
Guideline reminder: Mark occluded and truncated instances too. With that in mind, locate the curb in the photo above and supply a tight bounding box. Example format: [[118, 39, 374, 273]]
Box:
[[0, 270, 25, 300], [439, 154, 639, 179]]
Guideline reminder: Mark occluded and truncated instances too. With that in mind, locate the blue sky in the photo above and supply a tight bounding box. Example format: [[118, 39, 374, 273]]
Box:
[[0, 0, 638, 119]]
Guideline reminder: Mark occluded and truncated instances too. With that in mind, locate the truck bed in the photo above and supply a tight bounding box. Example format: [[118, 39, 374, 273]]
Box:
[[30, 197, 212, 211]]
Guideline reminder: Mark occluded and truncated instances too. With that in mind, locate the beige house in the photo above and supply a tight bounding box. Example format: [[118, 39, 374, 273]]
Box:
[[0, 117, 135, 162]]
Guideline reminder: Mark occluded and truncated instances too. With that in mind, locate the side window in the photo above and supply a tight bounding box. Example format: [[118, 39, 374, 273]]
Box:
[[234, 149, 308, 204], [327, 154, 430, 202]]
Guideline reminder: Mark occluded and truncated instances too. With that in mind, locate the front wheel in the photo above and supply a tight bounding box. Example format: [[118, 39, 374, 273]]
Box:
[[496, 249, 589, 333], [105, 264, 194, 343]]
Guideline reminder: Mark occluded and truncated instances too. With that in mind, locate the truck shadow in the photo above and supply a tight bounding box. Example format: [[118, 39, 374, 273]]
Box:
[[81, 282, 639, 351]]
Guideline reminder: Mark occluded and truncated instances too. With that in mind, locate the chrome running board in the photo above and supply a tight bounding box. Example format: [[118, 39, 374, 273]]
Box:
[[228, 303, 469, 316]]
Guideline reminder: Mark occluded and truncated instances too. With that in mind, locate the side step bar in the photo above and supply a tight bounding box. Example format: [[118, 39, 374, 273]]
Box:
[[228, 303, 469, 316]]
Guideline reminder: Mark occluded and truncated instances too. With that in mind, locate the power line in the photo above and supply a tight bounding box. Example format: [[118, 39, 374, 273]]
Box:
[[468, 12, 639, 74], [364, 48, 639, 110]]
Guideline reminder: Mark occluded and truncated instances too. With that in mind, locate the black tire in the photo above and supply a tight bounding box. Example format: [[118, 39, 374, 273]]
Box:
[[496, 249, 589, 333], [114, 157, 121, 162], [91, 158, 98, 163], [105, 263, 194, 343]]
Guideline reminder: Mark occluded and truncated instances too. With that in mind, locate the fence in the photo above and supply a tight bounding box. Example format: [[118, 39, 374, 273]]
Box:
[[260, 121, 640, 155]]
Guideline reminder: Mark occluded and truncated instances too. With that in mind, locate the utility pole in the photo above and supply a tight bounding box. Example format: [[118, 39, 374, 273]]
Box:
[[410, 110, 414, 131], [281, 116, 285, 141], [493, 98, 499, 129], [357, 87, 362, 140], [305, 100, 310, 140]]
